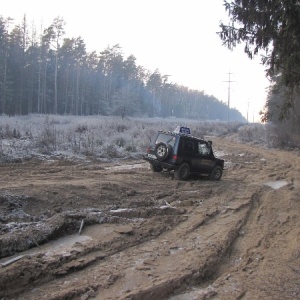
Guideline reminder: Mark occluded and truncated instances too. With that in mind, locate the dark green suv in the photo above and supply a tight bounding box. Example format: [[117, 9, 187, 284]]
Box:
[[144, 127, 224, 180]]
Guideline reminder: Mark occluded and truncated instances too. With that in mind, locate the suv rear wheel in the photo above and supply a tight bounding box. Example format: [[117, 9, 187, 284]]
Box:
[[150, 164, 163, 172], [174, 163, 190, 180], [155, 142, 172, 161], [209, 165, 223, 180]]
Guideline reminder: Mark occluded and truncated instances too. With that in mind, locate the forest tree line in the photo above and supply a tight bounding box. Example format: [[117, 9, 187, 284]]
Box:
[[0, 15, 245, 121]]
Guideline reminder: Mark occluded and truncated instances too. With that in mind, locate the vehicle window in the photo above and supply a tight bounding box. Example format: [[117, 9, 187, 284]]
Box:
[[198, 142, 210, 155], [181, 139, 197, 154], [156, 133, 176, 147]]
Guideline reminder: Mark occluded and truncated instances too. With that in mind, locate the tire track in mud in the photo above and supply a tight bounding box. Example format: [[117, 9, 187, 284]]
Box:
[[13, 182, 260, 300], [97, 192, 257, 300], [0, 140, 299, 300], [0, 207, 187, 298], [0, 160, 259, 299]]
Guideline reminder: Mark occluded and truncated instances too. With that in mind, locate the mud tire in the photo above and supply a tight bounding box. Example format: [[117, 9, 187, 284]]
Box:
[[174, 163, 190, 180], [209, 165, 223, 181], [150, 164, 163, 172]]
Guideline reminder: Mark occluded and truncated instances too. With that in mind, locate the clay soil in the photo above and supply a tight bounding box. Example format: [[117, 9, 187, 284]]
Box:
[[0, 136, 299, 300]]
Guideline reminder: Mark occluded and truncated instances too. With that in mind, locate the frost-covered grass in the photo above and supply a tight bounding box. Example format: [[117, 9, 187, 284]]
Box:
[[0, 114, 245, 162], [238, 123, 300, 149]]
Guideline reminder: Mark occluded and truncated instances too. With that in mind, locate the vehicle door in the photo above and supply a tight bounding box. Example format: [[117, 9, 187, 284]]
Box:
[[196, 141, 216, 172], [177, 138, 199, 171]]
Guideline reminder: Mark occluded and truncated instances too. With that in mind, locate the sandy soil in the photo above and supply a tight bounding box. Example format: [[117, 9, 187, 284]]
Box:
[[0, 136, 299, 300]]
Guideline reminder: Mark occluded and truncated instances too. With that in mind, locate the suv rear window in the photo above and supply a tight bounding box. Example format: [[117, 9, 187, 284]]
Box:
[[156, 133, 176, 147]]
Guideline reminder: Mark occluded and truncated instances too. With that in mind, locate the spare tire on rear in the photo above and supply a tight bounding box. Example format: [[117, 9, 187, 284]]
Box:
[[155, 142, 172, 161]]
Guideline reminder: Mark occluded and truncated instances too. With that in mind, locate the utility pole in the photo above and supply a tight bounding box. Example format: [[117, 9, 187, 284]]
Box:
[[223, 72, 235, 123], [247, 101, 250, 124]]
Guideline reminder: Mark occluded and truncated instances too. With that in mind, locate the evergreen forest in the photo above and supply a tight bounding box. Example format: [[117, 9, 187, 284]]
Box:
[[219, 0, 300, 135], [0, 15, 245, 121]]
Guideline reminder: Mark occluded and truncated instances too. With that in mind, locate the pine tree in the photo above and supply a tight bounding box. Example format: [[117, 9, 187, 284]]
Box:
[[218, 0, 300, 122]]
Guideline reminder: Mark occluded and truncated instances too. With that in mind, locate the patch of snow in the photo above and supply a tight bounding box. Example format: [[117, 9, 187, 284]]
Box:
[[224, 161, 232, 168], [110, 208, 131, 213], [159, 205, 170, 209], [170, 247, 183, 255], [264, 181, 288, 190], [214, 150, 227, 157]]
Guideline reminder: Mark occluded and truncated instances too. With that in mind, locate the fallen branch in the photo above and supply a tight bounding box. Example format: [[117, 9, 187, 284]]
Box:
[[164, 201, 174, 208], [78, 219, 84, 235]]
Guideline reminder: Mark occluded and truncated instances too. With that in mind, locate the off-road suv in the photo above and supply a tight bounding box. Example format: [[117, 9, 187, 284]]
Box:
[[144, 126, 224, 180]]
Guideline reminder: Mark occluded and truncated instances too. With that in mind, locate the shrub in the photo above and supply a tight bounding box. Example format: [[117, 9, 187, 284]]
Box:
[[75, 124, 88, 133], [104, 144, 119, 158], [113, 137, 126, 147]]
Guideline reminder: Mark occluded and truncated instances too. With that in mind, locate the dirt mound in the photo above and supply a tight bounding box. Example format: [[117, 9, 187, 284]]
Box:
[[0, 137, 299, 299]]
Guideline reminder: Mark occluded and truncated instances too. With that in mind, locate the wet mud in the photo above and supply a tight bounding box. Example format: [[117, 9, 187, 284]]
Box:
[[0, 137, 299, 299]]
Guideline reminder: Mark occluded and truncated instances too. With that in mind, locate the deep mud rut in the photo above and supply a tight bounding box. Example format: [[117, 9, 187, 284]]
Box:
[[0, 137, 299, 300]]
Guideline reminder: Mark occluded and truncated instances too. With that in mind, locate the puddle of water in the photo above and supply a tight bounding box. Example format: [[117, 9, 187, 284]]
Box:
[[168, 286, 215, 300], [105, 163, 147, 171], [37, 235, 90, 254], [0, 222, 144, 267], [42, 235, 92, 256], [264, 181, 288, 190], [183, 190, 199, 194], [34, 223, 127, 254], [0, 234, 92, 266], [0, 224, 120, 264]]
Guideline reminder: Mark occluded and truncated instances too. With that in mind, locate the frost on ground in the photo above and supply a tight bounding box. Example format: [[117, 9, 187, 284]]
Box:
[[0, 114, 278, 163], [0, 115, 299, 300]]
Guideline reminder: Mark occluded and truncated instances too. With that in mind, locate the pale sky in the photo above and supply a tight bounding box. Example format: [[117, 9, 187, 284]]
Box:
[[2, 0, 270, 121]]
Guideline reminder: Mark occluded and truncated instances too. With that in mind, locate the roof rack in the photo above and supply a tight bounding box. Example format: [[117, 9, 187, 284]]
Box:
[[173, 126, 191, 135]]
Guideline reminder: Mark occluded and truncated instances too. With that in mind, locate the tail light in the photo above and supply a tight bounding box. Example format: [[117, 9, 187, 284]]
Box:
[[172, 154, 178, 161], [146, 147, 151, 153]]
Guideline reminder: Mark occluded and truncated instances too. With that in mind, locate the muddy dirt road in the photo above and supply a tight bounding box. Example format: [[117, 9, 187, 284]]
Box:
[[0, 137, 299, 300]]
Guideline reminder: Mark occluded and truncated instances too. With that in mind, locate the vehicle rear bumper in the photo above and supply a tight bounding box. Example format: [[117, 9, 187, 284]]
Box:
[[143, 155, 178, 170]]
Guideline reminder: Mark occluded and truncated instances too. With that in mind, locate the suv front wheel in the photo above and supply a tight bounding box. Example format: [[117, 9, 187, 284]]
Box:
[[174, 163, 190, 180], [209, 165, 223, 181]]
